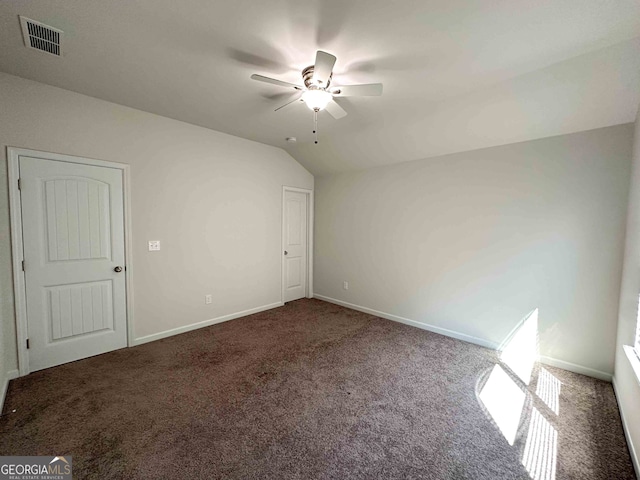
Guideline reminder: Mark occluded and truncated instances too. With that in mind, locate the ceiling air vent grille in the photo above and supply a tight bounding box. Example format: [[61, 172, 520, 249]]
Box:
[[20, 16, 63, 56]]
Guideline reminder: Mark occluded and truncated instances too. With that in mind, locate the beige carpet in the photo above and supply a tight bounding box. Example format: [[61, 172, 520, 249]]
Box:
[[0, 298, 635, 479]]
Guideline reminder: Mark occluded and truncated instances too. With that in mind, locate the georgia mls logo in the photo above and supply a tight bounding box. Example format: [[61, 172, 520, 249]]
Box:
[[49, 456, 70, 472], [0, 456, 73, 479]]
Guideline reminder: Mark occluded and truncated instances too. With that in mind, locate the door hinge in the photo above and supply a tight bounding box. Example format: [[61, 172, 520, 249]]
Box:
[[17, 178, 21, 190], [26, 339, 29, 349], [21, 260, 25, 271]]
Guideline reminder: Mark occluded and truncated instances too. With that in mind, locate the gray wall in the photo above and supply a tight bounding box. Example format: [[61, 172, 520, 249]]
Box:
[[0, 73, 313, 387], [314, 124, 633, 377], [614, 109, 640, 475]]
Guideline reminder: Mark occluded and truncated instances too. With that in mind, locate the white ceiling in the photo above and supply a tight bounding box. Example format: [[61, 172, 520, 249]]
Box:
[[1, 0, 639, 176]]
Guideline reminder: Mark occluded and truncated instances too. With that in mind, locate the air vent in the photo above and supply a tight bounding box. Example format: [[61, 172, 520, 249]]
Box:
[[19, 16, 63, 56]]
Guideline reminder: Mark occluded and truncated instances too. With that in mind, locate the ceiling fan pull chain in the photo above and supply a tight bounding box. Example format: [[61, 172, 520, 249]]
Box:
[[313, 109, 319, 144]]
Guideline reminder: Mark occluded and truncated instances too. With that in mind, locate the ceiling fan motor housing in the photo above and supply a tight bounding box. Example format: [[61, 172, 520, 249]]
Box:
[[302, 65, 332, 89]]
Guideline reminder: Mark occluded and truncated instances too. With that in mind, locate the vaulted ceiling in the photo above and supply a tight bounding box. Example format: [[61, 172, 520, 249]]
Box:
[[1, 0, 639, 175]]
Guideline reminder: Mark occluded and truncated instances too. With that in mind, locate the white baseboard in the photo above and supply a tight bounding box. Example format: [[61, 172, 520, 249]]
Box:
[[612, 376, 640, 478], [1, 369, 20, 413], [132, 302, 284, 346], [314, 294, 614, 382], [313, 294, 499, 350], [538, 355, 612, 382]]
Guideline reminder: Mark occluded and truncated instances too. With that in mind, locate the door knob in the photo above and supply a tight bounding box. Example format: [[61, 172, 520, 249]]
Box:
[[114, 266, 123, 273], [284, 251, 288, 255]]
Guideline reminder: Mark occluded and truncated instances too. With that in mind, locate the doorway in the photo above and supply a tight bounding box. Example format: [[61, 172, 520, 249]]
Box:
[[8, 148, 132, 374], [282, 186, 313, 303]]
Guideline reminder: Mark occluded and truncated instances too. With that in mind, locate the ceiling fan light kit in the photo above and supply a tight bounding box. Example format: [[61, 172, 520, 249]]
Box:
[[302, 89, 332, 111], [251, 50, 383, 144]]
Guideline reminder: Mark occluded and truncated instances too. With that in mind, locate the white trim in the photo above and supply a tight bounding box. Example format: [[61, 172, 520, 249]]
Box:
[[612, 376, 640, 478], [7, 147, 134, 376], [313, 294, 499, 350], [132, 302, 284, 346], [123, 160, 135, 348], [0, 370, 20, 413], [538, 355, 612, 382], [8, 151, 28, 376], [623, 345, 640, 387], [282, 186, 314, 302]]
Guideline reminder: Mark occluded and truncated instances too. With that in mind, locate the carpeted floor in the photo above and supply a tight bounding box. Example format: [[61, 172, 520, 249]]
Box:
[[0, 299, 634, 479]]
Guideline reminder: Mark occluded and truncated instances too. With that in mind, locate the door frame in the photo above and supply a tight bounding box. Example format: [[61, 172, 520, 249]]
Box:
[[281, 186, 313, 303], [7, 147, 134, 376]]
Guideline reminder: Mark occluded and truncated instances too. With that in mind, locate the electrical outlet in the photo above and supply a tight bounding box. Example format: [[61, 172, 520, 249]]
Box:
[[148, 240, 161, 251], [343, 281, 349, 290], [205, 294, 212, 305]]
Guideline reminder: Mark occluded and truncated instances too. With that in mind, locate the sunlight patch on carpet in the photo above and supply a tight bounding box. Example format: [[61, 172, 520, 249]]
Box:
[[478, 364, 525, 445], [522, 407, 558, 480], [535, 368, 561, 415]]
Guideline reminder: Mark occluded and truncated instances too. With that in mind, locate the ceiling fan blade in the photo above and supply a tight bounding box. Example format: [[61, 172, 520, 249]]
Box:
[[312, 51, 337, 86], [251, 74, 303, 90], [331, 83, 383, 97], [325, 99, 347, 119], [275, 95, 303, 111]]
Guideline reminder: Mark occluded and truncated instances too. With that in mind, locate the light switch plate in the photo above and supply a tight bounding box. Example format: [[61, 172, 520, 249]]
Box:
[[148, 240, 161, 251]]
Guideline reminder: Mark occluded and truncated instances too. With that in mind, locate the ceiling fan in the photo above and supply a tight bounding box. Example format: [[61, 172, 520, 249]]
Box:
[[251, 50, 383, 143]]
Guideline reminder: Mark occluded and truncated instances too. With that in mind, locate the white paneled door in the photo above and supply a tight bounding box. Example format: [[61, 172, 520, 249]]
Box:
[[20, 156, 127, 371], [283, 190, 308, 303]]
